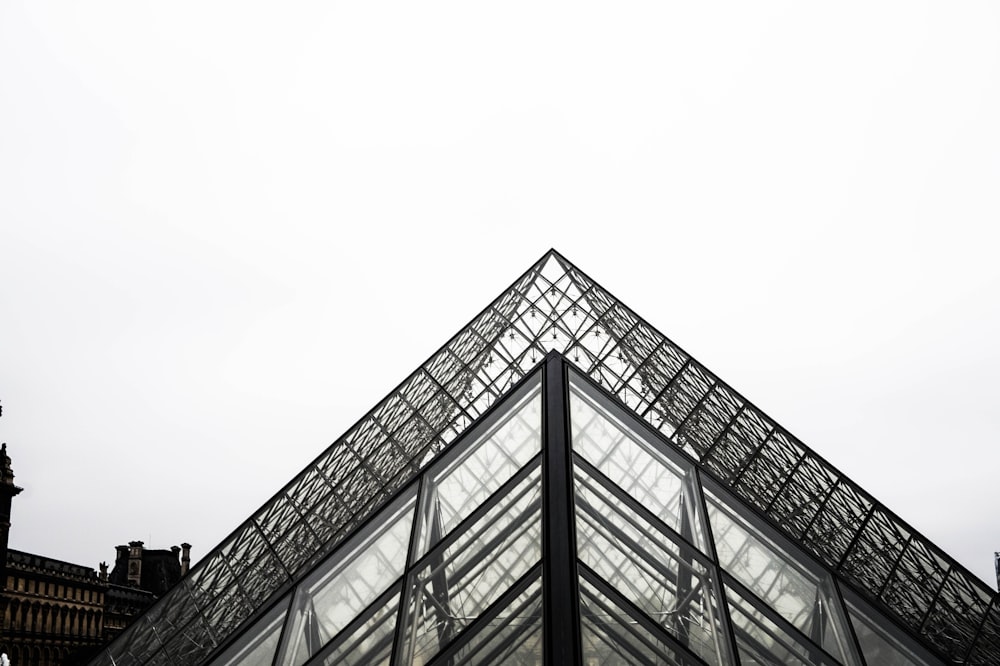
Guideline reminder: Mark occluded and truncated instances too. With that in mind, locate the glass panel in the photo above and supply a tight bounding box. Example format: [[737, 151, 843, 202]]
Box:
[[397, 462, 542, 665], [276, 488, 416, 666], [413, 373, 542, 559], [447, 574, 543, 666], [704, 482, 861, 666], [569, 371, 709, 553], [314, 587, 400, 666], [574, 465, 733, 666], [579, 576, 699, 666], [842, 587, 944, 666], [725, 581, 839, 666], [209, 597, 289, 666]]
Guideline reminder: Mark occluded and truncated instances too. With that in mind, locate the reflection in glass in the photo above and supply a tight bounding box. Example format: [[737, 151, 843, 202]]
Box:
[[574, 465, 732, 666], [705, 483, 861, 666], [843, 587, 943, 666], [314, 587, 400, 666], [580, 575, 698, 666], [413, 375, 542, 560], [725, 580, 839, 666], [276, 489, 415, 666], [397, 462, 543, 665], [209, 597, 289, 666], [447, 574, 543, 665], [569, 372, 708, 553]]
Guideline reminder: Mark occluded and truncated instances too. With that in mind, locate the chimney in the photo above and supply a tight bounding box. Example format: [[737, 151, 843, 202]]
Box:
[[115, 544, 129, 569], [128, 541, 144, 587], [181, 543, 191, 576]]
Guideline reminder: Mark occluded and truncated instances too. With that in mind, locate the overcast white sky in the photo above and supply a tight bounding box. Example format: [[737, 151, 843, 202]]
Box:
[[1, 2, 999, 588]]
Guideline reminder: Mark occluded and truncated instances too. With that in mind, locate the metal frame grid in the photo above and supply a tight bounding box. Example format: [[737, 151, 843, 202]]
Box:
[[205, 365, 548, 666], [197, 353, 955, 666], [90, 250, 998, 665]]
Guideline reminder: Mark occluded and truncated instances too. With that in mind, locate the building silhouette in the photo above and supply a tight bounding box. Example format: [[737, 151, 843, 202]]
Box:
[[0, 441, 190, 665], [88, 251, 998, 665]]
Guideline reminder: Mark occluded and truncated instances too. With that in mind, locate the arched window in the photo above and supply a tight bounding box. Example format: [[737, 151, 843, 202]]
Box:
[[8, 599, 19, 630], [27, 602, 38, 632]]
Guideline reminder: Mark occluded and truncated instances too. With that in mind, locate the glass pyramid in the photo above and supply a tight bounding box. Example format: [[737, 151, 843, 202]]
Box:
[[89, 251, 999, 666]]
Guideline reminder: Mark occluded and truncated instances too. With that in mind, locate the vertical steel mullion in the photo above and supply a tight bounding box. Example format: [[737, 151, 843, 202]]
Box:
[[692, 468, 741, 666], [389, 476, 427, 666], [830, 577, 869, 666], [542, 352, 582, 665]]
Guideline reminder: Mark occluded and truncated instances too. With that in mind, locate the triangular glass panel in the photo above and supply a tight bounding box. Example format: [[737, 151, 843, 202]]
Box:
[[394, 460, 542, 664], [426, 566, 543, 666], [410, 375, 542, 560], [569, 370, 709, 554], [579, 571, 705, 666], [210, 598, 289, 666], [275, 487, 416, 666], [724, 577, 841, 666], [300, 581, 401, 666], [841, 586, 944, 666], [572, 459, 733, 665], [703, 480, 862, 666]]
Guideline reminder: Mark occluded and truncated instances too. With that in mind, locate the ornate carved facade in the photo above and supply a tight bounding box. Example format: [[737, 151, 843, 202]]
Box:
[[1, 551, 105, 665], [0, 440, 189, 665]]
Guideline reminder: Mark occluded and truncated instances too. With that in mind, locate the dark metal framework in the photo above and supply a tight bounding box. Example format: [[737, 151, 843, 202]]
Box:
[[88, 251, 999, 665], [541, 353, 582, 665]]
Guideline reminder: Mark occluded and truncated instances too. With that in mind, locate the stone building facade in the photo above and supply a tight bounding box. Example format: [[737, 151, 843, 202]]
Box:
[[0, 441, 189, 665], [1, 550, 106, 664]]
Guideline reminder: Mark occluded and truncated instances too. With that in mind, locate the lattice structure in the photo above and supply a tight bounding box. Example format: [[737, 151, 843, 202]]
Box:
[[89, 250, 999, 665]]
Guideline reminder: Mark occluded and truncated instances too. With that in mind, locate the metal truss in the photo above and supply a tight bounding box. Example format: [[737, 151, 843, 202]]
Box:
[[89, 250, 999, 665]]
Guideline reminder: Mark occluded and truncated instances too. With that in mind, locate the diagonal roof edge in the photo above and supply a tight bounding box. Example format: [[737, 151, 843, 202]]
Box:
[[91, 250, 999, 665]]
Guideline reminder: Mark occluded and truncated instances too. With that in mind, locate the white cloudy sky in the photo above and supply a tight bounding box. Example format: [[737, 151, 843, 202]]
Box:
[[1, 2, 999, 587]]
